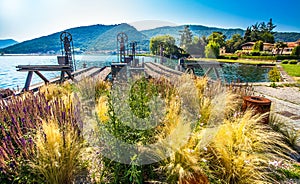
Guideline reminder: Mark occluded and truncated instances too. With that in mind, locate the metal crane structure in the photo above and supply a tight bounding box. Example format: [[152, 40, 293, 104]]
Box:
[[117, 32, 128, 63], [112, 32, 144, 80], [16, 31, 75, 91], [58, 31, 76, 79]]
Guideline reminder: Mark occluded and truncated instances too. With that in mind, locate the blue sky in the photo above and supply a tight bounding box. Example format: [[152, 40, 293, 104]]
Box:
[[1, 0, 300, 42]]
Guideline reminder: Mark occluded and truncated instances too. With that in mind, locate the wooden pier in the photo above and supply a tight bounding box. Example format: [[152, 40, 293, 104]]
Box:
[[144, 62, 183, 80], [19, 66, 111, 92]]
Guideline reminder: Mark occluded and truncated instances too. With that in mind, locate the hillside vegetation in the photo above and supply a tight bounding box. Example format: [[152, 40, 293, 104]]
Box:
[[1, 23, 299, 54]]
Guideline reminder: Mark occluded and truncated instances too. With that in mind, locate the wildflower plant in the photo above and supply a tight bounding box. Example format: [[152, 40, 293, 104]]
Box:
[[0, 88, 82, 182]]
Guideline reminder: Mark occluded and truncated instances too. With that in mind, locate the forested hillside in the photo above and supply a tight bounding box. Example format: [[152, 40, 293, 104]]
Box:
[[1, 23, 299, 54]]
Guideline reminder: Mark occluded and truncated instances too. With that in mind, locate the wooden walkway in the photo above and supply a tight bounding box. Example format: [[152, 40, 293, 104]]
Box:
[[23, 66, 111, 92], [144, 62, 183, 80]]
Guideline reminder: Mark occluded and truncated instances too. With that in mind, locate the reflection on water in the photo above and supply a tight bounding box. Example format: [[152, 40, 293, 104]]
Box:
[[158, 59, 270, 83], [221, 63, 270, 83]]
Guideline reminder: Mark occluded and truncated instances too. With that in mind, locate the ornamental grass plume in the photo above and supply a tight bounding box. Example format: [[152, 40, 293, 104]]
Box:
[[30, 119, 86, 184], [198, 86, 241, 126], [155, 80, 209, 184], [156, 97, 209, 184], [39, 82, 73, 101], [0, 88, 81, 182], [96, 95, 109, 123], [198, 110, 293, 184], [75, 77, 111, 101]]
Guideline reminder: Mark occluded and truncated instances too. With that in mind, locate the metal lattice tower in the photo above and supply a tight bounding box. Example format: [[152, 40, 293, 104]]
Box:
[[117, 32, 128, 63]]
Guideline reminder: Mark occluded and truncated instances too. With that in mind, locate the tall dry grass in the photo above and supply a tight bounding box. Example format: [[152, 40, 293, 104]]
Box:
[[198, 111, 293, 183], [30, 119, 86, 184], [156, 74, 293, 184]]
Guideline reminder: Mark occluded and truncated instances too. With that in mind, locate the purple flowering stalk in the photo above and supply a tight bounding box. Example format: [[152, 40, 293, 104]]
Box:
[[0, 91, 82, 181]]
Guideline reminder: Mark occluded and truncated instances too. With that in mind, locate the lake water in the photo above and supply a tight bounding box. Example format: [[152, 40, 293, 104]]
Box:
[[0, 55, 117, 89], [0, 55, 270, 90]]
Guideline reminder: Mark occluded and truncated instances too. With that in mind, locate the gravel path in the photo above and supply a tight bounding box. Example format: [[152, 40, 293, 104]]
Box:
[[254, 86, 300, 128]]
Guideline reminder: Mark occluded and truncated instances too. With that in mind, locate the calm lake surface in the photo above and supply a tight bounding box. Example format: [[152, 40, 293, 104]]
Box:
[[0, 55, 116, 89], [0, 55, 270, 89]]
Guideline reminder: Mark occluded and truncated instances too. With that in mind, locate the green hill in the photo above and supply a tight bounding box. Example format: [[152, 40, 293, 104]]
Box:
[[1, 24, 117, 54], [0, 39, 18, 49], [91, 23, 149, 51], [274, 32, 300, 42], [1, 23, 300, 54], [141, 25, 245, 41]]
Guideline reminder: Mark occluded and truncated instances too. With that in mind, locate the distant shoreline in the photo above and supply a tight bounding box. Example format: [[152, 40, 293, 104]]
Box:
[[1, 53, 56, 56], [0, 53, 116, 57]]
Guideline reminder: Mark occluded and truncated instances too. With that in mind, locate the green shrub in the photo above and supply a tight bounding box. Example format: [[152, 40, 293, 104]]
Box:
[[251, 51, 261, 56], [217, 55, 238, 60], [292, 45, 300, 56], [276, 55, 300, 60], [281, 60, 289, 64], [270, 82, 277, 88], [260, 51, 273, 56], [240, 55, 276, 60], [289, 60, 298, 64], [269, 66, 281, 82], [240, 55, 300, 61]]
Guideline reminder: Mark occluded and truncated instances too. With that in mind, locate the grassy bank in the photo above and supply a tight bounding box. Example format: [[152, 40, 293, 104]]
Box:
[[281, 64, 300, 77], [188, 58, 275, 65]]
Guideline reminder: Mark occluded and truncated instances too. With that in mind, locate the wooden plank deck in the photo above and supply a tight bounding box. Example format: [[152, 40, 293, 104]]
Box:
[[20, 66, 111, 92], [144, 62, 183, 80]]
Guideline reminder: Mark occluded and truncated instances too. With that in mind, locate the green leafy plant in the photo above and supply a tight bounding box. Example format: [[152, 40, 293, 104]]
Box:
[[268, 66, 281, 82], [270, 82, 277, 88]]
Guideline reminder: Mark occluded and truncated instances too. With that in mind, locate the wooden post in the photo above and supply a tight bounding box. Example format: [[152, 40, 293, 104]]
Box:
[[60, 71, 65, 83], [24, 71, 33, 91], [34, 71, 49, 83]]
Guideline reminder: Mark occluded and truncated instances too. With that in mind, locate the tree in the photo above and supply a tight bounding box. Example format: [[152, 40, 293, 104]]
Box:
[[243, 19, 276, 43], [179, 25, 193, 51], [267, 18, 276, 33], [244, 27, 252, 42], [205, 41, 220, 58], [149, 35, 189, 58], [207, 32, 226, 47], [252, 40, 264, 52], [261, 32, 275, 43], [225, 34, 244, 53], [292, 45, 300, 56], [150, 35, 176, 56], [186, 36, 207, 57]]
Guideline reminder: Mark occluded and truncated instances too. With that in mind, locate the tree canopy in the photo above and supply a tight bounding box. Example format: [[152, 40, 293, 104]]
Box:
[[179, 25, 193, 51], [150, 35, 189, 58], [243, 19, 276, 43]]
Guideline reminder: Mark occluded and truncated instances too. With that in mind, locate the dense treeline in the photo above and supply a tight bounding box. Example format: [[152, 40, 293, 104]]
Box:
[[150, 19, 300, 59]]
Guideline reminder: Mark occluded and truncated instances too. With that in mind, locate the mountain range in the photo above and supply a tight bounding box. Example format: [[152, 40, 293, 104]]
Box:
[[0, 39, 18, 49], [1, 23, 300, 54]]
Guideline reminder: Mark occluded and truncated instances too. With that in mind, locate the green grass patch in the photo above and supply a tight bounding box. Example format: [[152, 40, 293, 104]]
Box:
[[188, 58, 275, 65], [281, 64, 300, 77]]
